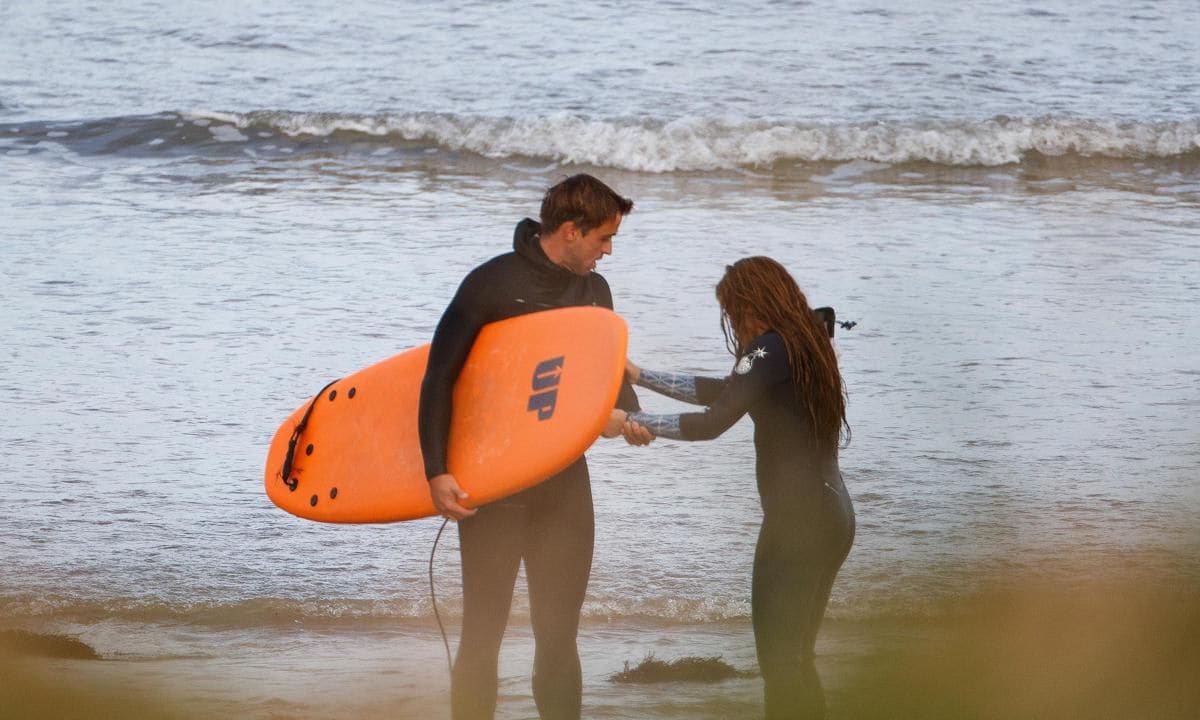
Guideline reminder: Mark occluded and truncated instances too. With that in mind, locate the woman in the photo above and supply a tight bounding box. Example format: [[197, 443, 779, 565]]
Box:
[[619, 256, 855, 720]]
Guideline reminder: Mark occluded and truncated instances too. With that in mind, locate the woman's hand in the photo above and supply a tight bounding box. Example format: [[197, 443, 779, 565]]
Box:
[[621, 418, 654, 446]]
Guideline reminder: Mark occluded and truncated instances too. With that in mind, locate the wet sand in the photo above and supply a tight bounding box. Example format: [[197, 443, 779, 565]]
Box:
[[5, 577, 1198, 720]]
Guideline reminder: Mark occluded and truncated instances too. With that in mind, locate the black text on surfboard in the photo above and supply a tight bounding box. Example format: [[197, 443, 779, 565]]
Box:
[[527, 356, 564, 421]]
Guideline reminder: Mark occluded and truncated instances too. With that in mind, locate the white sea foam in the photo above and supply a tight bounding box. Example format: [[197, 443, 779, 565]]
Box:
[[189, 111, 1200, 171]]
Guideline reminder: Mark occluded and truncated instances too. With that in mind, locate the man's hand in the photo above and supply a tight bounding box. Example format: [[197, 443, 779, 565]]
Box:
[[603, 409, 653, 445], [602, 409, 627, 438], [429, 473, 476, 520], [625, 359, 641, 385]]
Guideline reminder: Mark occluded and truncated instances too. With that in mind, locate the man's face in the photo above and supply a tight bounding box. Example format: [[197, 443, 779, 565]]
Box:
[[562, 214, 622, 276]]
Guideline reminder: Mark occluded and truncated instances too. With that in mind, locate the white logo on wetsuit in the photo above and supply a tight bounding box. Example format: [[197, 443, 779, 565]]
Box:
[[735, 346, 768, 375]]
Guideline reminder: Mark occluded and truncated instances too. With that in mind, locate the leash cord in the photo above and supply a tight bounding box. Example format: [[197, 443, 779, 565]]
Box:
[[429, 517, 453, 677]]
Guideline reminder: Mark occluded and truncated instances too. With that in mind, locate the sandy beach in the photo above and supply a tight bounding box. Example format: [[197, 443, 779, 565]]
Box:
[[5, 576, 1199, 720]]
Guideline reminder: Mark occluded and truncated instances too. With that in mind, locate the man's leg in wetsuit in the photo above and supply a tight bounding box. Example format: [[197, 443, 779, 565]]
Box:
[[523, 462, 594, 720], [452, 503, 526, 720]]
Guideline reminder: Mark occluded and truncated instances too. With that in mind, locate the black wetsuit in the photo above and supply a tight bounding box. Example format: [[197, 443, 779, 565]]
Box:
[[418, 218, 639, 720], [630, 331, 855, 720]]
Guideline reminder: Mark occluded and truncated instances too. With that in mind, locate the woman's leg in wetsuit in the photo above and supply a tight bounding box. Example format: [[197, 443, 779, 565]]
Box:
[[753, 482, 855, 720]]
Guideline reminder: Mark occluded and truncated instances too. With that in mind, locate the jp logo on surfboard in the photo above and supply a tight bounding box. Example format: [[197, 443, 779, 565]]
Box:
[[527, 355, 565, 421]]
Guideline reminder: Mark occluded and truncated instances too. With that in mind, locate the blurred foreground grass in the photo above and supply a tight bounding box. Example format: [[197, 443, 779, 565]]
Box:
[[0, 631, 198, 720], [831, 577, 1200, 719]]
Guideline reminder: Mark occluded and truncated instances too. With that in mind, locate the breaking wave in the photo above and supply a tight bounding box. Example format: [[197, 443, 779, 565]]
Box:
[[3, 110, 1197, 172]]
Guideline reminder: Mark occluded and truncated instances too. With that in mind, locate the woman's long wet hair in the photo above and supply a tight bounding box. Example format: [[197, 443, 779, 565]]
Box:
[[717, 256, 849, 448]]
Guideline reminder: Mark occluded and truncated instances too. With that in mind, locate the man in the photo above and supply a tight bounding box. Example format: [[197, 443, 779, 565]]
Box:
[[418, 174, 651, 720]]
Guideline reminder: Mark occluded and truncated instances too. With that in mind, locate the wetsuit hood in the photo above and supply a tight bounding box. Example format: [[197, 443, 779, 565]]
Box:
[[513, 216, 542, 255], [513, 217, 579, 280]]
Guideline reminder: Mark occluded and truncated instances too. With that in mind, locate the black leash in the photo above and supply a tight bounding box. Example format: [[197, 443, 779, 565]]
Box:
[[279, 378, 340, 491], [429, 517, 454, 677]]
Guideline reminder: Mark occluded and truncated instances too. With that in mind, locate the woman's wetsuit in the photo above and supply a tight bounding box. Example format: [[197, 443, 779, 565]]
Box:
[[418, 218, 639, 720], [630, 330, 855, 720]]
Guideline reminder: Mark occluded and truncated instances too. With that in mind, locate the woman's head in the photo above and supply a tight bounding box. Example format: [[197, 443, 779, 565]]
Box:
[[716, 256, 849, 447], [717, 257, 812, 349]]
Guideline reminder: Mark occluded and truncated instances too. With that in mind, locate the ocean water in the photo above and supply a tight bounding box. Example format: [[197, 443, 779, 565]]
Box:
[[2, 1, 1199, 718]]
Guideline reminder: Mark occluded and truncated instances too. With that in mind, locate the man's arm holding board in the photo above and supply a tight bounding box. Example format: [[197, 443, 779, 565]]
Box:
[[418, 277, 488, 520]]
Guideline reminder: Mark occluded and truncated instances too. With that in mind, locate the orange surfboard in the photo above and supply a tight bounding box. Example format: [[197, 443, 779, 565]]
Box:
[[264, 307, 627, 523]]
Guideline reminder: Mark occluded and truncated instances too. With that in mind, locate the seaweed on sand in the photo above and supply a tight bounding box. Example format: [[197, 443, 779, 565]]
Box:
[[609, 653, 756, 684]]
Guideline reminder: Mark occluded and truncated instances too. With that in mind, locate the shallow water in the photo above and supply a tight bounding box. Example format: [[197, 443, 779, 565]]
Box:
[[4, 157, 1196, 624]]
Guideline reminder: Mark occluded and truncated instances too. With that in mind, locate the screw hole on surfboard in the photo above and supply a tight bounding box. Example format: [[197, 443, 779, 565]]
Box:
[[306, 444, 314, 456], [330, 488, 338, 499], [310, 495, 318, 506], [348, 387, 356, 398]]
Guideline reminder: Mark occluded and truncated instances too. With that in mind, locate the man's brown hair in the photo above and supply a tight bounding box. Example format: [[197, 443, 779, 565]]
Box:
[[540, 174, 634, 235]]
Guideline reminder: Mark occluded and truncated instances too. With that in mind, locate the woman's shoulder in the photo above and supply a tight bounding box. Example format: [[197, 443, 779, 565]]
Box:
[[733, 331, 788, 377], [748, 330, 787, 354]]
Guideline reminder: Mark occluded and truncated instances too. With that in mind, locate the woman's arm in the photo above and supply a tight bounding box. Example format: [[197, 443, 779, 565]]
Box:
[[628, 333, 790, 442], [628, 360, 727, 406]]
